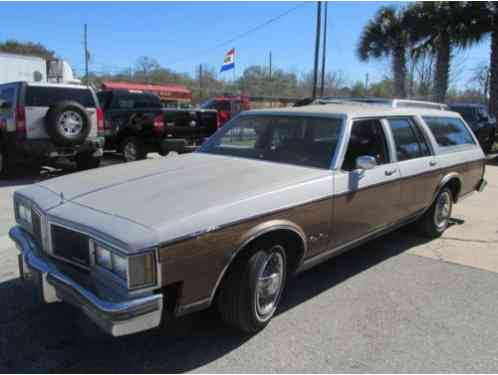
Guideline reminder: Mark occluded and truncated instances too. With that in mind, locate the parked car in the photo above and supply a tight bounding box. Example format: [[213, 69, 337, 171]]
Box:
[[0, 82, 104, 177], [201, 94, 250, 127], [449, 103, 496, 154], [98, 89, 218, 162], [10, 100, 486, 336]]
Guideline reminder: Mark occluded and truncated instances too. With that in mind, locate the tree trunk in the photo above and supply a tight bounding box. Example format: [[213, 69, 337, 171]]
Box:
[[489, 22, 498, 117], [433, 33, 451, 103], [392, 46, 407, 98]]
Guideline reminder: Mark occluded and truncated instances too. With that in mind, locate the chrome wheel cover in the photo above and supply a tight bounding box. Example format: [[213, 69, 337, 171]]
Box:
[[123, 142, 137, 161], [255, 247, 284, 322], [434, 191, 452, 229], [57, 110, 84, 138]]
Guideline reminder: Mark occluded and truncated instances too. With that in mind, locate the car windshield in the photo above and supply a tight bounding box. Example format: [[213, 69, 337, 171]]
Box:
[[198, 115, 343, 169]]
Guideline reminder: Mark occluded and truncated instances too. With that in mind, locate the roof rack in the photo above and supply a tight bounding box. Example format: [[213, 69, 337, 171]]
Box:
[[317, 97, 448, 111]]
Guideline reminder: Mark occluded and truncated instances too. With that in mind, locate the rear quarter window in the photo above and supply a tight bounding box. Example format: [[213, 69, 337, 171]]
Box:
[[25, 87, 96, 108], [422, 116, 475, 148]]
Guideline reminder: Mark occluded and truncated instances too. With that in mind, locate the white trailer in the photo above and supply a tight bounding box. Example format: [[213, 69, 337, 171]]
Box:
[[0, 52, 80, 85]]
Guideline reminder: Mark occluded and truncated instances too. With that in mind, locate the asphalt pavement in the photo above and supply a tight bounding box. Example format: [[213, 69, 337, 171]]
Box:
[[0, 154, 497, 372]]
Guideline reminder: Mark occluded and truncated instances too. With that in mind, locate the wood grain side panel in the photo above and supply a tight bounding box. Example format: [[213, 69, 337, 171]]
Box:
[[158, 198, 332, 307]]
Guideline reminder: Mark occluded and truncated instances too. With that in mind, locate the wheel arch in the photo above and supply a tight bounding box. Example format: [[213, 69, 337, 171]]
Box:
[[435, 172, 463, 203], [209, 220, 308, 305]]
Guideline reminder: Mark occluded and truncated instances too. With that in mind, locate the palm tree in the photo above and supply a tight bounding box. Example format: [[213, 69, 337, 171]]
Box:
[[457, 2, 498, 117], [357, 6, 410, 98], [406, 2, 475, 103]]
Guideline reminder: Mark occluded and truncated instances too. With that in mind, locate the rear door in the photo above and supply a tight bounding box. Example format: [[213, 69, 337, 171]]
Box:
[[24, 86, 97, 140], [385, 117, 436, 216]]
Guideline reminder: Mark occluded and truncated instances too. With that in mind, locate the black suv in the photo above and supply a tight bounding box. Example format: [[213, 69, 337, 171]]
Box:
[[97, 89, 218, 162], [0, 82, 105, 178], [449, 103, 496, 154]]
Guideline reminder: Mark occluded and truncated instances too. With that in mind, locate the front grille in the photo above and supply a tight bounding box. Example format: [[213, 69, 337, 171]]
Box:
[[31, 209, 43, 248], [51, 225, 90, 267]]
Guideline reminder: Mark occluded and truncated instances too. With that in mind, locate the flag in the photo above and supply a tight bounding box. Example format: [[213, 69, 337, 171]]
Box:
[[220, 48, 235, 72]]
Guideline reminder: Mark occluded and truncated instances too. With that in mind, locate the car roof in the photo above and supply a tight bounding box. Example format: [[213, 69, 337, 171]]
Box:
[[244, 102, 460, 119], [25, 82, 91, 90]]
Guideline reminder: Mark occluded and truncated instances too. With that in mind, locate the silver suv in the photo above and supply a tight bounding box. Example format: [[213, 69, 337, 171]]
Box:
[[0, 82, 105, 177]]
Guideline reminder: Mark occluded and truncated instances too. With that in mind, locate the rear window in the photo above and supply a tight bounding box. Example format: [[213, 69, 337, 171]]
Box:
[[423, 116, 475, 148], [26, 86, 95, 108], [111, 92, 161, 109]]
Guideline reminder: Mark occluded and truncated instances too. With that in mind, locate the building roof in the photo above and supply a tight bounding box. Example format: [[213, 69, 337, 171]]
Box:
[[101, 81, 191, 96]]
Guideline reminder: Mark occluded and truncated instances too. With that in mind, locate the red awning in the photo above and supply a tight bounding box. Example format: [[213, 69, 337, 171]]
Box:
[[101, 81, 192, 101]]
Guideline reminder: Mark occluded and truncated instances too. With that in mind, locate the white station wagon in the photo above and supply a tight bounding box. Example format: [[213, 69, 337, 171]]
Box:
[[10, 99, 487, 336]]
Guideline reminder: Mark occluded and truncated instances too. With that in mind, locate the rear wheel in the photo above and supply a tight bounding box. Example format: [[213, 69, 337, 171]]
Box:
[[417, 187, 453, 238], [0, 147, 11, 179], [217, 239, 287, 333], [75, 152, 101, 170], [122, 137, 146, 162]]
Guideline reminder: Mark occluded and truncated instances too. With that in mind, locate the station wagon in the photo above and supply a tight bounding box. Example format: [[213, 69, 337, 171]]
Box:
[[10, 100, 487, 336]]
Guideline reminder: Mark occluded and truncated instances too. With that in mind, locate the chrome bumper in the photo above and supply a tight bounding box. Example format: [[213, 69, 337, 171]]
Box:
[[9, 226, 163, 337]]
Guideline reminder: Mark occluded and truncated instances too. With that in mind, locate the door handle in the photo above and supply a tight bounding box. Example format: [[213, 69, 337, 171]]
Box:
[[429, 160, 438, 167], [385, 169, 397, 176]]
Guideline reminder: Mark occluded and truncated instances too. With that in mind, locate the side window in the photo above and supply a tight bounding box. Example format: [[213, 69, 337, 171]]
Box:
[[388, 118, 430, 161], [342, 119, 389, 171], [0, 87, 15, 113], [423, 116, 476, 148]]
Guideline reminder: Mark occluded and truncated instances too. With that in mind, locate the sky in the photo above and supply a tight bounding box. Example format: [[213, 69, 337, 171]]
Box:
[[0, 1, 492, 89]]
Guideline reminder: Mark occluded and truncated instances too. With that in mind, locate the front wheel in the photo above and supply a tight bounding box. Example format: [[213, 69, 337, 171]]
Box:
[[417, 187, 453, 238], [217, 240, 287, 333]]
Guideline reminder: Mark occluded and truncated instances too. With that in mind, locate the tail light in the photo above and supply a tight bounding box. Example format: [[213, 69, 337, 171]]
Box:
[[96, 107, 105, 136], [216, 112, 221, 129], [153, 114, 165, 135], [15, 106, 26, 140]]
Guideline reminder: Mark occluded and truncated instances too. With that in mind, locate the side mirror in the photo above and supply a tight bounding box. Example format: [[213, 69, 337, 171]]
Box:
[[355, 155, 377, 171]]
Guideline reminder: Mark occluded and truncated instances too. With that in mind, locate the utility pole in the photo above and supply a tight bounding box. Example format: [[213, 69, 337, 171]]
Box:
[[320, 1, 328, 97], [312, 2, 322, 99], [269, 51, 273, 107], [365, 73, 369, 95], [84, 24, 89, 86], [199, 64, 203, 102]]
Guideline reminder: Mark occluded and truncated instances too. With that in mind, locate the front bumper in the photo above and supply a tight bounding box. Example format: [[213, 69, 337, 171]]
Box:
[[9, 226, 163, 337]]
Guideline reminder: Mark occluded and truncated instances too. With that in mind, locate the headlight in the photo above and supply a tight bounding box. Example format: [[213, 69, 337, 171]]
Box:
[[112, 253, 128, 280], [16, 202, 32, 225], [94, 241, 156, 289]]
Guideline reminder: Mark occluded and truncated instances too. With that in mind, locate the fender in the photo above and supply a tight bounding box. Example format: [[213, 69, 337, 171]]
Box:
[[432, 172, 463, 204], [209, 219, 307, 305]]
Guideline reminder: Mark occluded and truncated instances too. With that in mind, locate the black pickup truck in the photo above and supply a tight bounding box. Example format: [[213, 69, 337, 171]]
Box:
[[97, 89, 219, 162]]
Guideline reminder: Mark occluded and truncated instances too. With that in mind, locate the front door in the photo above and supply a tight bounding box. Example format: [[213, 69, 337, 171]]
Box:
[[330, 118, 401, 248]]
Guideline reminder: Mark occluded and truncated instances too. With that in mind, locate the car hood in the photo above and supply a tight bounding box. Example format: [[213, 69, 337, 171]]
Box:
[[38, 153, 333, 247]]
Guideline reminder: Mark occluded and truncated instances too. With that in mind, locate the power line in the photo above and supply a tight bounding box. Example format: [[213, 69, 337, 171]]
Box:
[[167, 2, 309, 66]]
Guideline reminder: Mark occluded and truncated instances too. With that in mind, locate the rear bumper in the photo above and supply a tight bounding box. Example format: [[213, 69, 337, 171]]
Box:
[[9, 137, 105, 161], [9, 226, 163, 337]]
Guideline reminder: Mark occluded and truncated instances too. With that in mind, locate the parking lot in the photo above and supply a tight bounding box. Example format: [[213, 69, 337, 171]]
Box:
[[0, 154, 497, 372]]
